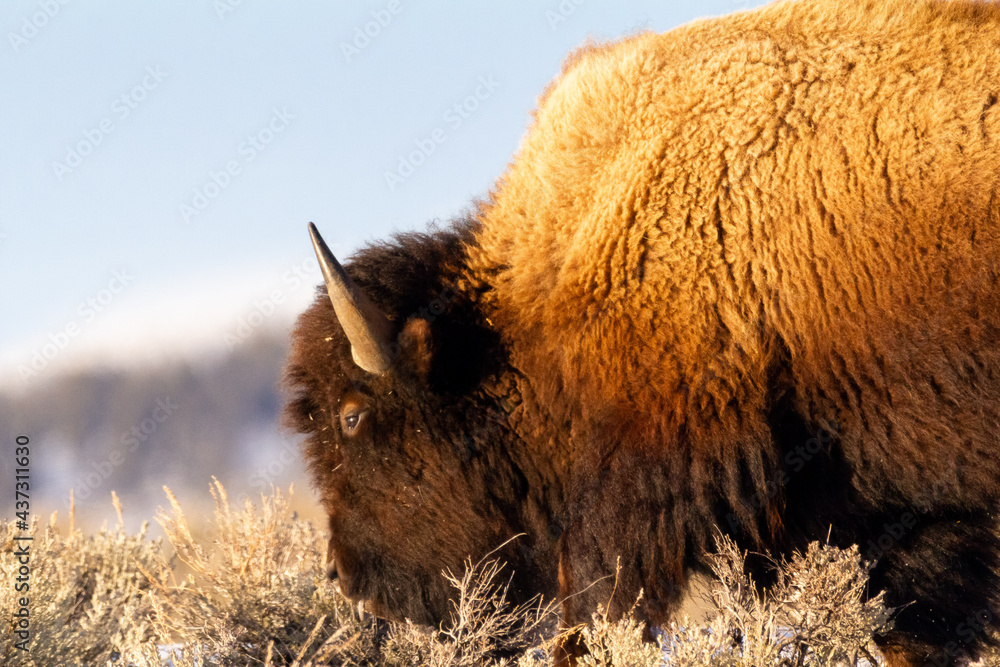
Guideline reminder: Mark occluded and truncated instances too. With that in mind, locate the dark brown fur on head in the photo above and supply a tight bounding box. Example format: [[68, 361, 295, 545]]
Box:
[[282, 220, 562, 624]]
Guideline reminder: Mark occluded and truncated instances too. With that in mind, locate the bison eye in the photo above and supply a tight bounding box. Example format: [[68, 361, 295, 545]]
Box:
[[339, 395, 368, 436], [340, 409, 367, 435]]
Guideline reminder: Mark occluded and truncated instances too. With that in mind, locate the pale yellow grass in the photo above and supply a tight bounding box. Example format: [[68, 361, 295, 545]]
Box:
[[6, 482, 1000, 666]]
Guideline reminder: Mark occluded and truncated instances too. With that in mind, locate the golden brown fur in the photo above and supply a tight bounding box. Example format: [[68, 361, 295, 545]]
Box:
[[472, 0, 1000, 510], [464, 0, 1000, 662]]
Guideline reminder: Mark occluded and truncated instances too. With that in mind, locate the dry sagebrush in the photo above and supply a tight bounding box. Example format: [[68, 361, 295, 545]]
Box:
[[379, 557, 559, 667], [0, 492, 159, 667], [662, 536, 891, 667], [7, 484, 1000, 666], [118, 479, 367, 667]]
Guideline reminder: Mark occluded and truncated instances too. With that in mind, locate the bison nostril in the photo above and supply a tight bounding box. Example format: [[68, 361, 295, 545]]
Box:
[[326, 560, 339, 581]]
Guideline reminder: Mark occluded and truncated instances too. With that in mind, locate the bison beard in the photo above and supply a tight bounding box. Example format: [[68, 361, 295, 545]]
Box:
[[284, 0, 1000, 664]]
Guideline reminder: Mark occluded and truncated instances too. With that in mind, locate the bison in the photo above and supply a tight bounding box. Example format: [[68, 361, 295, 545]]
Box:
[[283, 0, 1000, 664]]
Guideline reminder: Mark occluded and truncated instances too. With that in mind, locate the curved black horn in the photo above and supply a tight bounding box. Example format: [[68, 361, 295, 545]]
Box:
[[308, 223, 394, 374]]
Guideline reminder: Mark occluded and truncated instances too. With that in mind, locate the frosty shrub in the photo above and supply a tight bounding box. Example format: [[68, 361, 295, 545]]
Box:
[[0, 492, 160, 667], [9, 483, 1000, 666], [663, 534, 892, 666], [380, 555, 559, 667], [116, 479, 371, 667]]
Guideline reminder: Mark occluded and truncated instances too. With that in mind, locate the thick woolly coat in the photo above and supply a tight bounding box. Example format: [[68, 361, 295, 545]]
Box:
[[286, 0, 1000, 663]]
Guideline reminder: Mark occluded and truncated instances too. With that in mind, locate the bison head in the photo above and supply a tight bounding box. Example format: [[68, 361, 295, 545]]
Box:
[[283, 223, 560, 625]]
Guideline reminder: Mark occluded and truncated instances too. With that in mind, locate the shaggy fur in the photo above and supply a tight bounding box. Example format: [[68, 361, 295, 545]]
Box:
[[285, 1, 1000, 664]]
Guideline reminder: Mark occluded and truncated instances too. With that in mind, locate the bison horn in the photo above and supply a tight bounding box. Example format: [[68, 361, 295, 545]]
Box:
[[308, 222, 394, 374]]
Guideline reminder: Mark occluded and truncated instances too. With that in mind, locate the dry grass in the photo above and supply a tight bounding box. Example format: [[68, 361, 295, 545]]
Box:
[[118, 479, 366, 667], [662, 536, 891, 666], [379, 557, 559, 667], [0, 492, 160, 667], [5, 483, 1000, 666]]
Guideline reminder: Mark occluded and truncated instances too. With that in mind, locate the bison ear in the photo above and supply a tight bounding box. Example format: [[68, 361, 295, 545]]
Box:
[[397, 317, 434, 384]]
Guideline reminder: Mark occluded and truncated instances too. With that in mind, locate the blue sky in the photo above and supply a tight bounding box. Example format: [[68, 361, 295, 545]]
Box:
[[1, 0, 768, 382]]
